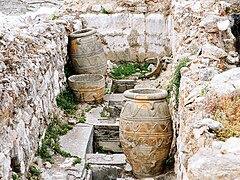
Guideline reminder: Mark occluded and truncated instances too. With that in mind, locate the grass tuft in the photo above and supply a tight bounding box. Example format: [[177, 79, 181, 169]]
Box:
[[110, 63, 150, 79], [167, 58, 190, 107], [72, 157, 81, 166], [37, 118, 76, 163], [56, 87, 78, 115], [28, 166, 40, 179]]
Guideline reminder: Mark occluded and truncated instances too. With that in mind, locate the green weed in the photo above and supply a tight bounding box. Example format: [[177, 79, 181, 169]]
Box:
[[100, 106, 111, 118], [200, 87, 208, 97], [100, 8, 109, 14], [37, 118, 73, 163], [85, 105, 98, 113], [12, 174, 18, 180], [28, 166, 40, 179], [56, 87, 78, 115], [96, 146, 113, 154], [51, 14, 58, 20], [167, 58, 190, 107], [59, 123, 73, 136], [72, 157, 81, 166], [78, 117, 86, 123], [110, 63, 149, 80]]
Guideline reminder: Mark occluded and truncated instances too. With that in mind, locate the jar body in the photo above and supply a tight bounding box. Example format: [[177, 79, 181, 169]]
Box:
[[119, 88, 173, 178], [69, 28, 107, 75]]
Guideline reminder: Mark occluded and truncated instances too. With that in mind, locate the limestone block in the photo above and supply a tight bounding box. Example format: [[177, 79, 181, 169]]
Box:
[[220, 137, 240, 155], [136, 5, 147, 13], [53, 70, 60, 96], [86, 154, 126, 165], [192, 118, 223, 131], [201, 43, 228, 59], [209, 67, 240, 96], [145, 14, 172, 58], [0, 153, 10, 180], [60, 124, 93, 158], [188, 148, 240, 179], [146, 14, 166, 35], [91, 4, 102, 12], [104, 35, 129, 51], [129, 14, 145, 34], [199, 15, 226, 33], [226, 55, 239, 65], [80, 3, 89, 12]]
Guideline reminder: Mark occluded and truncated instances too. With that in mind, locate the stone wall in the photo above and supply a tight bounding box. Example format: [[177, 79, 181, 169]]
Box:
[[0, 0, 63, 15], [63, 0, 173, 63], [64, 0, 171, 14], [172, 0, 240, 179], [0, 6, 82, 179], [0, 0, 173, 63], [80, 13, 172, 62], [1, 0, 239, 179]]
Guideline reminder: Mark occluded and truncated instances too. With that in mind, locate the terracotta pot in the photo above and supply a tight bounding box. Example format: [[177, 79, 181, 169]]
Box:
[[68, 74, 105, 103], [69, 28, 107, 75], [119, 88, 172, 178]]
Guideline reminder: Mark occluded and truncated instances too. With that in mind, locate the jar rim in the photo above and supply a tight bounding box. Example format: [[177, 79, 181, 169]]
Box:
[[123, 88, 168, 100], [70, 28, 97, 38]]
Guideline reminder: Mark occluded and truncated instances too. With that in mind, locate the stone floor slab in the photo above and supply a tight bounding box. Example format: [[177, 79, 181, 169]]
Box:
[[86, 154, 126, 165], [60, 124, 93, 158]]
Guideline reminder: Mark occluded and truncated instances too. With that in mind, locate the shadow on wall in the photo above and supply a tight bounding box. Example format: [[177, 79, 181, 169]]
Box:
[[229, 14, 240, 60]]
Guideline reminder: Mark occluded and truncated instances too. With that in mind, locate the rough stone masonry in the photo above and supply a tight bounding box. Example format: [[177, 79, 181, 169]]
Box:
[[0, 0, 240, 179]]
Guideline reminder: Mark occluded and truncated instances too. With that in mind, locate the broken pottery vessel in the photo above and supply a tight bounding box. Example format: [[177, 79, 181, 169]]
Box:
[[68, 74, 105, 103], [119, 88, 173, 178]]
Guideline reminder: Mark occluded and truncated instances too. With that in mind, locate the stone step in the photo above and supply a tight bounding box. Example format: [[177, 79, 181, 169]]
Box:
[[60, 123, 93, 158], [86, 153, 126, 165], [104, 93, 125, 108]]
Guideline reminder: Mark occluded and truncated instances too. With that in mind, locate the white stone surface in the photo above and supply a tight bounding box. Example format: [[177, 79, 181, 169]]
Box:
[[80, 13, 172, 62], [201, 42, 228, 59], [188, 148, 240, 180], [86, 154, 126, 165], [209, 67, 240, 95], [60, 124, 93, 158], [221, 137, 240, 155], [192, 118, 223, 131]]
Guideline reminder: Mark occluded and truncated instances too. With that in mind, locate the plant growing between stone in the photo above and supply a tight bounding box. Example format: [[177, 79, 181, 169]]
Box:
[[100, 8, 109, 14], [84, 104, 98, 113], [37, 118, 75, 163], [56, 87, 78, 115], [51, 14, 58, 20], [72, 157, 81, 166], [12, 174, 19, 180], [110, 63, 150, 79], [167, 58, 190, 107], [100, 106, 111, 118], [27, 166, 40, 180], [213, 94, 240, 140], [78, 117, 86, 123]]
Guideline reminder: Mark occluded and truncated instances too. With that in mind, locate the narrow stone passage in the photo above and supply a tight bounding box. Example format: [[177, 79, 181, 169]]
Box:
[[1, 0, 240, 180]]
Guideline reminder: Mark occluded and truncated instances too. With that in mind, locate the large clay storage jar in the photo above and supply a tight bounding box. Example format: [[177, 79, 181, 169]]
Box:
[[68, 74, 105, 103], [119, 88, 173, 178], [69, 28, 107, 75]]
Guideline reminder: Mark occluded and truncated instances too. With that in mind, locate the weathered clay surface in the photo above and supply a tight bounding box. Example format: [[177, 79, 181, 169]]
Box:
[[120, 89, 172, 178], [0, 0, 239, 179]]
